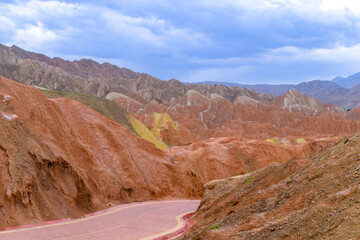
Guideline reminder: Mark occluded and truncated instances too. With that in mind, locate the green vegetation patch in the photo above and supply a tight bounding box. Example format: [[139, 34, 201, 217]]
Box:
[[245, 175, 253, 184], [210, 225, 220, 230], [344, 137, 349, 144], [40, 89, 136, 134]]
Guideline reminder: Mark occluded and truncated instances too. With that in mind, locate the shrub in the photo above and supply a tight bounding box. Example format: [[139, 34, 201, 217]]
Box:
[[344, 137, 349, 144]]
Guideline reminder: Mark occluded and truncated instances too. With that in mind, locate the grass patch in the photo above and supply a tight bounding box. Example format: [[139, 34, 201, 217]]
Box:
[[40, 89, 56, 93], [344, 137, 349, 144], [210, 225, 219, 230], [95, 109, 105, 115], [40, 89, 137, 134], [245, 175, 253, 184]]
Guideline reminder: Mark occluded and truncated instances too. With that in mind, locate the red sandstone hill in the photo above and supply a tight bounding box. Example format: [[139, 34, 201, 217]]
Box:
[[181, 133, 360, 239], [111, 88, 360, 146], [0, 76, 337, 230]]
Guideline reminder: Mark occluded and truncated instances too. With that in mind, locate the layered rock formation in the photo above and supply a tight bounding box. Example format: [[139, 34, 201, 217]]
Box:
[[0, 44, 274, 103], [181, 134, 360, 239], [0, 76, 337, 230], [113, 88, 360, 146]]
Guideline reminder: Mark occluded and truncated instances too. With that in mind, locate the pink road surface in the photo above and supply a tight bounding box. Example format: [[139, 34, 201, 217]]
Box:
[[0, 200, 200, 240]]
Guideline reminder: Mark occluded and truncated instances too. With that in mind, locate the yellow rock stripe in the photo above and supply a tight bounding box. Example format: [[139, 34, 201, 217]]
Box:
[[127, 115, 169, 149]]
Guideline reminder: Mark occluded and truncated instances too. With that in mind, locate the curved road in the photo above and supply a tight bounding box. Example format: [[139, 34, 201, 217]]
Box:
[[0, 200, 200, 240]]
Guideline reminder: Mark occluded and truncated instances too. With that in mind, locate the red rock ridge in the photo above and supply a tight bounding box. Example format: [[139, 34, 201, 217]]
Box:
[[0, 76, 337, 230]]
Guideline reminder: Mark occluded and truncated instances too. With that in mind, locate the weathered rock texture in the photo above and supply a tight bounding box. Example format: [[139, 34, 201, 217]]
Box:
[[0, 76, 336, 230], [181, 134, 360, 239], [114, 88, 360, 146], [0, 44, 274, 103]]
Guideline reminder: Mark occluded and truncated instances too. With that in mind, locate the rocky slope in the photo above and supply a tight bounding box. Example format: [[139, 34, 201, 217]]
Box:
[[0, 76, 335, 230], [0, 44, 274, 103], [180, 134, 360, 239], [4, 43, 360, 109], [110, 88, 360, 146]]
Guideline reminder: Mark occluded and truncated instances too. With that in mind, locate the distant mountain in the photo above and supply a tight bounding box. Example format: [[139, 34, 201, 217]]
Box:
[[186, 81, 241, 87], [3, 43, 360, 109], [238, 83, 294, 96], [0, 43, 275, 103], [194, 80, 360, 109], [193, 80, 351, 98], [187, 81, 293, 96], [332, 72, 360, 88]]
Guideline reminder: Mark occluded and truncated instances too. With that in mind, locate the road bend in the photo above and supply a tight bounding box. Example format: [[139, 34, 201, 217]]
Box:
[[0, 200, 200, 240]]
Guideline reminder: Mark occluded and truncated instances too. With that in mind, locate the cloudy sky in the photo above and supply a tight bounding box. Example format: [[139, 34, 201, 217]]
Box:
[[0, 0, 360, 84]]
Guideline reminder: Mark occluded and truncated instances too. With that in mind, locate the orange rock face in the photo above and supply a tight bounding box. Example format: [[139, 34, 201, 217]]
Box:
[[0, 76, 340, 230]]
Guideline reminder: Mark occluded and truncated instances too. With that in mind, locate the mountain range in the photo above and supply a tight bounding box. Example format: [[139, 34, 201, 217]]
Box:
[[191, 73, 360, 109], [0, 44, 274, 104], [3, 43, 360, 109]]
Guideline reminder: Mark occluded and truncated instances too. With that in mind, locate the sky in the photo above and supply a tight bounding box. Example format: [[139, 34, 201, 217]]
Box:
[[0, 0, 360, 84]]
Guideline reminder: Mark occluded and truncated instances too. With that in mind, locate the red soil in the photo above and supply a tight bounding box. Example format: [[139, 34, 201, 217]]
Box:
[[0, 76, 340, 230]]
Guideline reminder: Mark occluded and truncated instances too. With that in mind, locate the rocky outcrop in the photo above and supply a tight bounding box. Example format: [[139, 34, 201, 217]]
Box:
[[181, 134, 360, 239], [274, 88, 341, 115]]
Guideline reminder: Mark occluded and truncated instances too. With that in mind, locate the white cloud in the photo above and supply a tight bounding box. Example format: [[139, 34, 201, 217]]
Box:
[[0, 0, 82, 51], [102, 11, 210, 49], [6, 0, 81, 18], [189, 41, 360, 68], [103, 12, 167, 47], [320, 0, 360, 13], [184, 66, 255, 83], [267, 44, 360, 63], [0, 0, 359, 84], [0, 16, 15, 32], [200, 0, 360, 17], [11, 22, 58, 50], [0, 16, 15, 26]]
